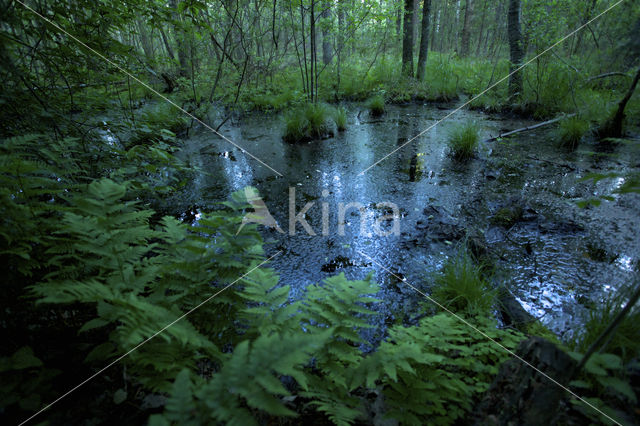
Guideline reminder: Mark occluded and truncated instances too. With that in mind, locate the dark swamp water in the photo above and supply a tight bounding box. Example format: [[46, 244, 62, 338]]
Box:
[[173, 102, 640, 341]]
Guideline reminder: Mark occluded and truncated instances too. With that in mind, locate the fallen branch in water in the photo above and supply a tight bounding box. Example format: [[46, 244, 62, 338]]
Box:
[[484, 113, 576, 142]]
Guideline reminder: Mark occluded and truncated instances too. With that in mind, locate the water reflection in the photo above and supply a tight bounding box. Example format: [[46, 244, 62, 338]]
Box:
[[180, 104, 640, 337]]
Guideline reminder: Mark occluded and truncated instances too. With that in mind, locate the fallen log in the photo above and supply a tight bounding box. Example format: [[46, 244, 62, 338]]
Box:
[[497, 286, 535, 332], [484, 113, 576, 142]]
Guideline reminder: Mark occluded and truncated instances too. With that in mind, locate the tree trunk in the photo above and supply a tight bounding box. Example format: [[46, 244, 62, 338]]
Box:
[[416, 0, 432, 81], [310, 0, 317, 101], [168, 0, 189, 76], [159, 27, 176, 61], [475, 0, 488, 56], [412, 0, 419, 52], [507, 0, 524, 99], [600, 66, 640, 138], [573, 0, 598, 55], [430, 4, 439, 53], [137, 20, 154, 63], [460, 0, 473, 57], [396, 2, 402, 40], [401, 0, 415, 77], [321, 1, 332, 65]]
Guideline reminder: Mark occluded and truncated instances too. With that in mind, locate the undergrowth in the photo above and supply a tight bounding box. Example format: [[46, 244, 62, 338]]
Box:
[[0, 133, 527, 424]]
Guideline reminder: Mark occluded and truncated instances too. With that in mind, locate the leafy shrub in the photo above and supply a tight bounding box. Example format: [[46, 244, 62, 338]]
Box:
[[557, 116, 590, 149], [432, 249, 496, 314], [283, 103, 336, 143], [448, 122, 479, 161], [367, 95, 385, 117]]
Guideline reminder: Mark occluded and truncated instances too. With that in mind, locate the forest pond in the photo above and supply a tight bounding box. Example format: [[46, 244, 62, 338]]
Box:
[[176, 102, 640, 340]]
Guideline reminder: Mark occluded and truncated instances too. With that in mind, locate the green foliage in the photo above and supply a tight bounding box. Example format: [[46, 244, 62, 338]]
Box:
[[28, 178, 265, 391], [447, 122, 479, 161], [572, 290, 640, 364], [568, 352, 636, 425], [354, 314, 524, 425], [283, 103, 337, 143], [367, 95, 385, 117], [557, 116, 590, 149], [128, 103, 189, 146], [432, 249, 496, 314], [0, 347, 60, 413]]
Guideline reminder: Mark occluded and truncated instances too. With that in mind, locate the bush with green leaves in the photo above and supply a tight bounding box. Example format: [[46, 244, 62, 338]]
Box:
[[557, 116, 590, 149], [448, 122, 479, 161]]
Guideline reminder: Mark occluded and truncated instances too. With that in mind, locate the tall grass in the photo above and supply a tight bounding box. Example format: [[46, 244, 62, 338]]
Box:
[[432, 249, 496, 314], [332, 106, 348, 131], [572, 291, 640, 363], [283, 103, 339, 143], [367, 95, 385, 116], [557, 116, 590, 149], [447, 122, 479, 161]]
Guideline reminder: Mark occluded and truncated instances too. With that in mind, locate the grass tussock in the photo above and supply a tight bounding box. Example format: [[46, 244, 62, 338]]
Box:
[[283, 103, 341, 143], [332, 106, 348, 131], [557, 116, 590, 149], [367, 95, 385, 117], [572, 291, 640, 363], [448, 122, 479, 161], [432, 249, 496, 314]]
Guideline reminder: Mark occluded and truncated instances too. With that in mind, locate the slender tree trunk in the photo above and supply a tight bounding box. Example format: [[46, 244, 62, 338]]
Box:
[[475, 0, 488, 56], [168, 0, 189, 76], [600, 66, 640, 138], [439, 0, 449, 51], [401, 0, 415, 77], [321, 0, 332, 65], [416, 0, 432, 81], [430, 5, 439, 53], [412, 0, 419, 52], [337, 3, 344, 93], [310, 0, 317, 101], [507, 0, 524, 99], [137, 20, 154, 63], [160, 27, 176, 61], [460, 0, 473, 57], [573, 0, 598, 55]]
